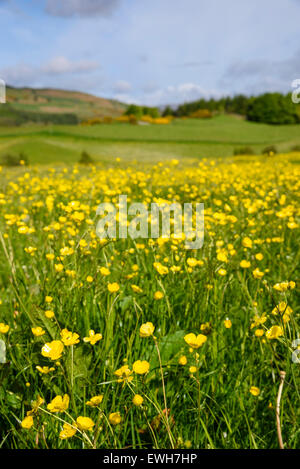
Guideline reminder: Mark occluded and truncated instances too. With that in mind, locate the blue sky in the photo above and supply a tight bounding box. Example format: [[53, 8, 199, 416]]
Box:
[[0, 0, 299, 106]]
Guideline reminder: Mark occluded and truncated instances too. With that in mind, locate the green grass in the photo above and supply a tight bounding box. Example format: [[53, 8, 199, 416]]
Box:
[[0, 115, 300, 165]]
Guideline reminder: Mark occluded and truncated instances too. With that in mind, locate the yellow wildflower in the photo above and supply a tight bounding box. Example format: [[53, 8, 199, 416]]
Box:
[[139, 322, 155, 338], [41, 340, 64, 360], [47, 394, 69, 413], [76, 416, 95, 431], [184, 333, 207, 349], [132, 360, 150, 374], [83, 330, 102, 345]]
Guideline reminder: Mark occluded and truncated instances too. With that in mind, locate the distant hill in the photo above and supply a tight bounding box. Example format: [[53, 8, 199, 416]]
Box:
[[0, 86, 127, 125]]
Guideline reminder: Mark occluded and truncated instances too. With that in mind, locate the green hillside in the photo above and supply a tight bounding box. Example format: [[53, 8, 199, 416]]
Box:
[[0, 86, 126, 125], [0, 115, 300, 165]]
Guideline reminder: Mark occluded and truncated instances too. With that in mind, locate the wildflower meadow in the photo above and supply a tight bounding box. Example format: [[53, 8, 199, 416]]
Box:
[[0, 152, 299, 449]]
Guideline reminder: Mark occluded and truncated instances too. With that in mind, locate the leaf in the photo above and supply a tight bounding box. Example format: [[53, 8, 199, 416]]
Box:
[[119, 296, 132, 313], [66, 346, 93, 385], [6, 391, 22, 409], [150, 330, 186, 370]]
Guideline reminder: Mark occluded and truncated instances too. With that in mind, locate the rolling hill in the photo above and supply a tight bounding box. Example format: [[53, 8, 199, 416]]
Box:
[[0, 86, 127, 125]]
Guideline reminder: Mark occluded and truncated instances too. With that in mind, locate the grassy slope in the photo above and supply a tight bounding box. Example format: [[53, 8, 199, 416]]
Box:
[[0, 115, 300, 164], [5, 86, 126, 120]]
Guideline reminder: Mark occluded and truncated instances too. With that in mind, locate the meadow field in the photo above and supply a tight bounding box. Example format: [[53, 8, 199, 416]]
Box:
[[0, 118, 299, 449], [1, 115, 300, 164]]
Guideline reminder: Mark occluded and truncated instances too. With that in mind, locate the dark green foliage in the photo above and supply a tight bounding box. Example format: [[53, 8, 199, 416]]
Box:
[[0, 103, 78, 126], [166, 92, 300, 125], [78, 150, 94, 165], [246, 93, 300, 125], [173, 94, 251, 117], [262, 145, 278, 155], [124, 104, 160, 119], [1, 152, 29, 166], [233, 146, 254, 155]]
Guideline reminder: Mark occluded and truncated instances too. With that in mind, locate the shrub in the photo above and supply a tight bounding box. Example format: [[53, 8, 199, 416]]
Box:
[[190, 109, 213, 118], [246, 93, 300, 125], [262, 145, 277, 155], [1, 152, 29, 166], [290, 145, 300, 152], [78, 151, 94, 165], [233, 146, 254, 156]]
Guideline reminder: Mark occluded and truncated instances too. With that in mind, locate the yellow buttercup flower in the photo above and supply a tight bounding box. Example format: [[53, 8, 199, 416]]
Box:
[[59, 423, 77, 439], [36, 365, 55, 374], [154, 291, 164, 300], [54, 263, 64, 273], [114, 365, 133, 383], [224, 319, 232, 329], [99, 266, 110, 276], [153, 262, 169, 275], [132, 360, 150, 374], [107, 282, 120, 293], [139, 322, 155, 338], [47, 394, 69, 413], [253, 268, 264, 279], [218, 268, 227, 276], [265, 325, 283, 340], [31, 326, 45, 337], [250, 313, 267, 329], [45, 310, 55, 319], [86, 395, 104, 407], [250, 386, 260, 396], [109, 412, 122, 425], [255, 253, 263, 261], [76, 416, 95, 431], [242, 237, 253, 248], [41, 340, 64, 360], [21, 415, 34, 429], [184, 333, 207, 349], [29, 395, 45, 414], [60, 328, 80, 346], [240, 260, 251, 268], [178, 355, 187, 365], [132, 394, 144, 406], [187, 257, 198, 267], [273, 281, 290, 292], [83, 330, 102, 345], [0, 323, 10, 334]]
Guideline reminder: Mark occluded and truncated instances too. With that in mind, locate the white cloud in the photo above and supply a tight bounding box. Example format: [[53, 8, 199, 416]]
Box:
[[42, 56, 99, 75], [45, 0, 121, 18], [140, 83, 222, 106], [111, 82, 222, 106], [221, 49, 300, 94], [112, 80, 131, 93], [0, 56, 101, 88]]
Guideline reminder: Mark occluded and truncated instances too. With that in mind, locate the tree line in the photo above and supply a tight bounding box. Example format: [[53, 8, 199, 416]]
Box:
[[162, 92, 300, 125]]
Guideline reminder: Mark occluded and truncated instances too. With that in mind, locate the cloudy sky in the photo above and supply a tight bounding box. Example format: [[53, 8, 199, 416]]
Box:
[[0, 0, 299, 106]]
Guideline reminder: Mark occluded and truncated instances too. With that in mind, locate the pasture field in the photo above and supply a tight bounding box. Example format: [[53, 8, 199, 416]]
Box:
[[0, 150, 299, 449], [0, 115, 300, 164]]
